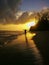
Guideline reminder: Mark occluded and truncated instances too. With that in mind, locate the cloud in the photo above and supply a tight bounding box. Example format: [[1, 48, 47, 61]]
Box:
[[0, 0, 21, 24], [0, 1, 49, 25], [16, 7, 49, 24], [16, 11, 40, 24], [16, 11, 38, 24], [16, 12, 29, 24]]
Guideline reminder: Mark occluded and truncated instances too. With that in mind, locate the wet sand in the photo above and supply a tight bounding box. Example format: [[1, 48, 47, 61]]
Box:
[[0, 31, 43, 65]]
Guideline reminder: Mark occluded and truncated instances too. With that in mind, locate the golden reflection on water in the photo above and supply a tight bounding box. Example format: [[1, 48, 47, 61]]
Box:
[[6, 32, 43, 65], [26, 32, 36, 40], [8, 32, 36, 47]]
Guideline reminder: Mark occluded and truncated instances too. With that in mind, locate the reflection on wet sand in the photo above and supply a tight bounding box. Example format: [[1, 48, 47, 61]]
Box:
[[0, 31, 43, 65]]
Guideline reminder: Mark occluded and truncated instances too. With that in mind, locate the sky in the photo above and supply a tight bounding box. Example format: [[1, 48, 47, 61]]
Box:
[[0, 0, 49, 31], [0, 0, 49, 24], [21, 0, 49, 11]]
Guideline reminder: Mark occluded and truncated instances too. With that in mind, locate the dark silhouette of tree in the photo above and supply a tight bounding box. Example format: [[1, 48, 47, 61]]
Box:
[[30, 12, 49, 32]]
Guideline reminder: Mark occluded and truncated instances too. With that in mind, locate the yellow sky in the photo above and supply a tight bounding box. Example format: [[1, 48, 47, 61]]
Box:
[[0, 24, 23, 31], [0, 19, 38, 31]]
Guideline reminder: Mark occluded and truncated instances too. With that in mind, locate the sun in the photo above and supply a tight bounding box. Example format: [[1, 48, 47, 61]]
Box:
[[26, 22, 36, 27], [24, 20, 37, 30]]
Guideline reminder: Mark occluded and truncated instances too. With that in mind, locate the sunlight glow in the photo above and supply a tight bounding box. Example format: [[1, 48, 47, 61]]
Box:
[[24, 19, 38, 30], [26, 22, 36, 27], [0, 19, 38, 31], [27, 32, 36, 39]]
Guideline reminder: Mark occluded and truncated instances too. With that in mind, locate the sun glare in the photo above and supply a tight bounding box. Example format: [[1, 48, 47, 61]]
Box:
[[0, 19, 38, 31], [24, 20, 37, 30], [26, 22, 36, 27]]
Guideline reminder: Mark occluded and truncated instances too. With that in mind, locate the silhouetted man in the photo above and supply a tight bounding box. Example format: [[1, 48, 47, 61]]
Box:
[[24, 29, 28, 45], [24, 30, 27, 35]]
